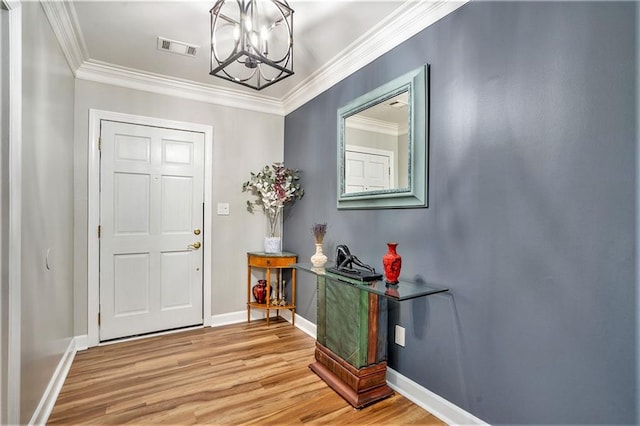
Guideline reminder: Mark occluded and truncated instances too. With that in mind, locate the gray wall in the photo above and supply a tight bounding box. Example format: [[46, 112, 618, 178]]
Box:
[[20, 2, 75, 422], [284, 2, 637, 424]]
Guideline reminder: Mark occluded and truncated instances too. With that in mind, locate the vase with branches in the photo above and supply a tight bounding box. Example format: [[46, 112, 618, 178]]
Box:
[[242, 162, 304, 252]]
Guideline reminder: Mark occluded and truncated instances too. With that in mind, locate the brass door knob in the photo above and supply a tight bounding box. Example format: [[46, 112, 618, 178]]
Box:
[[189, 242, 201, 250]]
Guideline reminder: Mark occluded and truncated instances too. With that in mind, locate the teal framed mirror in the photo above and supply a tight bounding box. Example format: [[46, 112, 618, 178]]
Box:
[[337, 64, 429, 209]]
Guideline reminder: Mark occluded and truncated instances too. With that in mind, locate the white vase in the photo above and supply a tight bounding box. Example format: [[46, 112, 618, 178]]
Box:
[[310, 243, 328, 268], [264, 237, 281, 253]]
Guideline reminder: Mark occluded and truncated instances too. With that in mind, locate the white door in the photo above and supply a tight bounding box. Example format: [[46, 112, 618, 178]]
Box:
[[99, 120, 204, 341], [345, 150, 391, 193]]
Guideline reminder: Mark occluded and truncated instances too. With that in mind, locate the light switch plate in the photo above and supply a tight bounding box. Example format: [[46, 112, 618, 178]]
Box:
[[395, 325, 405, 347], [217, 202, 230, 215]]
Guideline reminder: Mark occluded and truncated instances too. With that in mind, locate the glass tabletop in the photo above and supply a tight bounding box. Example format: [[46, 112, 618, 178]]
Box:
[[294, 262, 448, 301]]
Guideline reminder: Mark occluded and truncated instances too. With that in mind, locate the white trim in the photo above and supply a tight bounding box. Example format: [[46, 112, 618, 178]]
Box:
[[346, 144, 396, 160], [87, 109, 214, 347], [210, 310, 280, 328], [6, 1, 20, 423], [39, 0, 88, 75], [28, 338, 78, 426], [282, 0, 470, 114], [386, 368, 488, 426], [76, 60, 285, 116], [346, 115, 401, 136], [44, 0, 465, 116], [292, 313, 316, 340], [74, 335, 88, 352]]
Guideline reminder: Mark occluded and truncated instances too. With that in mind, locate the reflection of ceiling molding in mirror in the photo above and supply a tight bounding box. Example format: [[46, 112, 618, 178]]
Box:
[[337, 64, 429, 209]]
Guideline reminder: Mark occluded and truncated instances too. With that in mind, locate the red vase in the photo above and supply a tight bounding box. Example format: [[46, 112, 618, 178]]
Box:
[[252, 279, 268, 304], [382, 242, 402, 284]]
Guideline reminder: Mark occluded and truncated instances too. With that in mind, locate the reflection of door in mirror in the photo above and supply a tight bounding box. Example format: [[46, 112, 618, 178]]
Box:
[[337, 64, 428, 209], [345, 147, 393, 193], [343, 91, 409, 192]]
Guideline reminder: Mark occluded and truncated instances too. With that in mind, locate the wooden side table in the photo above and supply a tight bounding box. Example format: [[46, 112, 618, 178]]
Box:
[[247, 251, 297, 326]]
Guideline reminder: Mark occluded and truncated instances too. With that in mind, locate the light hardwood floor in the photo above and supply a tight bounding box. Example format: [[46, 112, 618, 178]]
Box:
[[49, 318, 445, 425]]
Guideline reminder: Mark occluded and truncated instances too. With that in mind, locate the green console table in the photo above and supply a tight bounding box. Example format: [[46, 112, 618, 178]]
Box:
[[295, 263, 448, 408]]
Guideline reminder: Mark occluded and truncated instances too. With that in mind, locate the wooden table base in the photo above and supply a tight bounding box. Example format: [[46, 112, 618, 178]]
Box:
[[309, 343, 394, 409]]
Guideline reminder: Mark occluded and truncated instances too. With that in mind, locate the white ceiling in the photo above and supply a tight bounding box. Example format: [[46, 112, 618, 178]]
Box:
[[51, 0, 467, 114]]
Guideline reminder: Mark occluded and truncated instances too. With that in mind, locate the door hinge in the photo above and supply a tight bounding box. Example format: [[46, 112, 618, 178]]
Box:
[[98, 225, 101, 238], [98, 137, 102, 151], [98, 312, 101, 326]]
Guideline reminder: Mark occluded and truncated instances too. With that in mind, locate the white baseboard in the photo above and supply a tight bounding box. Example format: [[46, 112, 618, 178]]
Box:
[[74, 334, 88, 351], [211, 310, 318, 339], [28, 337, 79, 425], [210, 309, 279, 327], [386, 368, 487, 426], [292, 313, 317, 339]]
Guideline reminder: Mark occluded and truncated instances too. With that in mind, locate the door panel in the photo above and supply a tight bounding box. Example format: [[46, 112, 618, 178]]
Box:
[[114, 172, 150, 234], [161, 176, 192, 233], [160, 251, 193, 309], [100, 120, 204, 341], [113, 253, 150, 316], [345, 150, 391, 193]]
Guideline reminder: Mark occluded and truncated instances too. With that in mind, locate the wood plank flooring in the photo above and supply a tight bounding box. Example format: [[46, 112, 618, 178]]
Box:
[[48, 318, 445, 425]]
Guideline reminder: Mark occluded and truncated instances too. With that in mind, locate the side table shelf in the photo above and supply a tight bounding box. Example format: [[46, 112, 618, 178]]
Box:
[[247, 251, 297, 326]]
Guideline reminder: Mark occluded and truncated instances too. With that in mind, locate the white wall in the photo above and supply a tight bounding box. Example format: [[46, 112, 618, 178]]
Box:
[[73, 79, 285, 336], [20, 1, 75, 422]]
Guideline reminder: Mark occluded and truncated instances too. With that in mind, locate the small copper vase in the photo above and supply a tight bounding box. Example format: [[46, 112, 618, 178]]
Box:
[[382, 242, 402, 284]]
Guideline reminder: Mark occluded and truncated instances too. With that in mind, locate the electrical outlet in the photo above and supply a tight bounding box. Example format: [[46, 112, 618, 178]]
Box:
[[217, 202, 230, 215], [395, 325, 405, 347]]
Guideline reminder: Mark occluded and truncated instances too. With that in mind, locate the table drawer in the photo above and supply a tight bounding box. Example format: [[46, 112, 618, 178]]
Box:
[[248, 254, 297, 268]]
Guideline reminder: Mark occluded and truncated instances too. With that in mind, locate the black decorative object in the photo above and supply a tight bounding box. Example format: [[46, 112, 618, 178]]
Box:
[[327, 244, 382, 282]]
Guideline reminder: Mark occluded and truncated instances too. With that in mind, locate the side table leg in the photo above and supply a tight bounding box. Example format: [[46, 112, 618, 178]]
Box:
[[292, 268, 296, 326], [247, 265, 251, 323], [266, 267, 271, 326]]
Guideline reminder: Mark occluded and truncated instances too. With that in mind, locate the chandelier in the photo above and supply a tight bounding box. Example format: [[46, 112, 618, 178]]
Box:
[[210, 0, 294, 91]]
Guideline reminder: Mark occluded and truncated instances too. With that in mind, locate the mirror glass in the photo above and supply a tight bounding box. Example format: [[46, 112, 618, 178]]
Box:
[[343, 91, 409, 193], [337, 65, 429, 209]]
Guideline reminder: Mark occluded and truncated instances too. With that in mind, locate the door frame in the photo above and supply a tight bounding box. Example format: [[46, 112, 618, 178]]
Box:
[[345, 144, 395, 189], [2, 0, 21, 423], [87, 109, 213, 347]]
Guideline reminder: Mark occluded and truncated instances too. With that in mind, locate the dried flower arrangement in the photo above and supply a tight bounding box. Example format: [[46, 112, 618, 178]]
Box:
[[312, 223, 328, 244], [242, 162, 304, 237]]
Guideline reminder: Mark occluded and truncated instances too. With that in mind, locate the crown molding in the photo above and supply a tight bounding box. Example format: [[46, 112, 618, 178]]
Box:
[[347, 115, 401, 136], [4, 0, 20, 10], [281, 0, 469, 115], [76, 60, 285, 116], [40, 0, 467, 116], [40, 0, 88, 75]]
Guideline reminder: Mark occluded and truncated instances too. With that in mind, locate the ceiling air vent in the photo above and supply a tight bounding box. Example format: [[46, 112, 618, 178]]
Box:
[[388, 99, 408, 108], [157, 37, 198, 57]]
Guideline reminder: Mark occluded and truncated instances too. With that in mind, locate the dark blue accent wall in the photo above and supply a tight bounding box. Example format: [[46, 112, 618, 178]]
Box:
[[284, 2, 637, 424]]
